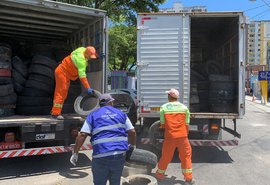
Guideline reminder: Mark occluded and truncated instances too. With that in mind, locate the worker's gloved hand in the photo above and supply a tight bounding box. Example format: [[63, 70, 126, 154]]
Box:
[[70, 152, 78, 166], [87, 88, 94, 95], [126, 145, 136, 161]]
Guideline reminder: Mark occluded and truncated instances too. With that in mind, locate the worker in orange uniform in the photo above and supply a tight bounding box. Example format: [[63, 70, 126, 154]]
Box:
[[51, 46, 98, 119], [156, 88, 195, 185]]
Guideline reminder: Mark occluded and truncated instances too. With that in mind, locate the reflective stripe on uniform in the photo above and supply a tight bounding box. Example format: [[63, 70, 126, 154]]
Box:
[[53, 103, 63, 108], [182, 168, 192, 173], [157, 168, 166, 173], [92, 137, 128, 146], [92, 123, 126, 136]]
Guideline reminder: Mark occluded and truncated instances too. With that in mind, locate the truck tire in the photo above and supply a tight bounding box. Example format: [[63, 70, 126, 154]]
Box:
[[0, 46, 12, 62], [0, 83, 14, 96], [0, 77, 12, 85], [0, 108, 14, 117], [25, 79, 54, 95], [12, 69, 26, 86], [29, 64, 54, 79], [0, 69, 11, 77], [13, 81, 24, 93], [0, 93, 17, 105], [16, 105, 51, 115], [28, 74, 54, 87], [205, 60, 221, 75], [11, 56, 28, 78], [74, 90, 101, 116], [209, 82, 235, 100], [208, 74, 230, 82], [17, 96, 53, 106], [32, 55, 58, 69], [21, 87, 50, 97], [0, 61, 12, 70], [128, 148, 157, 169], [148, 120, 164, 151]]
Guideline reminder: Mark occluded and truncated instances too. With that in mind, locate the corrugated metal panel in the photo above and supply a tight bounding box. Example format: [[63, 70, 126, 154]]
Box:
[[137, 14, 189, 108], [0, 0, 106, 42]]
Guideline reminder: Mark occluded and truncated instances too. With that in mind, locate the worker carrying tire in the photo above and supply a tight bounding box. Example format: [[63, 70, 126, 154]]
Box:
[[156, 88, 195, 185], [51, 46, 98, 119]]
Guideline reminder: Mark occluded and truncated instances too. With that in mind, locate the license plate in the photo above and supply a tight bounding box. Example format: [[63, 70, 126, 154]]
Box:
[[36, 133, 55, 140], [150, 107, 160, 112], [189, 125, 198, 131]]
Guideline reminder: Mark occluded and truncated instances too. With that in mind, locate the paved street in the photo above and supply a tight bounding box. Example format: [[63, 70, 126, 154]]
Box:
[[0, 97, 270, 185]]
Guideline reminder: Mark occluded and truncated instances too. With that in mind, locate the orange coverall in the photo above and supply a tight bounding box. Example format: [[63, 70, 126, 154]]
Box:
[[51, 47, 90, 116], [157, 101, 192, 181]]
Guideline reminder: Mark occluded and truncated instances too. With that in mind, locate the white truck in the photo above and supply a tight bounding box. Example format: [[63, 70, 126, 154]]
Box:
[[0, 0, 108, 158], [137, 12, 246, 148]]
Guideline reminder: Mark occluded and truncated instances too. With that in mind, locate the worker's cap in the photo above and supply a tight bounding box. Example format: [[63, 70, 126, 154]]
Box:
[[86, 46, 97, 59], [99, 94, 115, 104], [165, 88, 179, 99]]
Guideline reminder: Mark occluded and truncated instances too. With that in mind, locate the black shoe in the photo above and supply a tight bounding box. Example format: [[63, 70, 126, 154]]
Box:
[[51, 115, 64, 120], [185, 180, 195, 185]]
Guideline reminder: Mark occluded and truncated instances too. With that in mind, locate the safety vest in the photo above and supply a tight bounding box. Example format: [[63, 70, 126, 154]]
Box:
[[160, 101, 190, 139], [87, 106, 129, 157]]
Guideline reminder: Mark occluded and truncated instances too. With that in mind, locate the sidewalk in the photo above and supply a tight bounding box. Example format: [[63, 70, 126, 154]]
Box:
[[245, 95, 270, 113]]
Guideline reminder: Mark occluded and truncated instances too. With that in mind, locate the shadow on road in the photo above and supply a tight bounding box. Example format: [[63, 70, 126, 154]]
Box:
[[0, 152, 91, 180]]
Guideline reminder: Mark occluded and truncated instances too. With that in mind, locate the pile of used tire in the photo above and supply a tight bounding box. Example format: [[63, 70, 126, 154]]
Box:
[[0, 42, 75, 116], [190, 60, 235, 113], [0, 44, 17, 116]]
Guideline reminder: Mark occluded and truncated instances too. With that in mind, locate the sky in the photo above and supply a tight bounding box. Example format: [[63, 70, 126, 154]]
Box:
[[159, 0, 270, 21]]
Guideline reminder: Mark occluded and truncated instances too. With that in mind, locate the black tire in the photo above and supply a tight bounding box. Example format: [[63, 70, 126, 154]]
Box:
[[0, 77, 12, 85], [205, 60, 221, 75], [0, 108, 14, 117], [208, 74, 230, 82], [13, 82, 24, 94], [74, 90, 101, 116], [21, 87, 50, 97], [29, 64, 54, 79], [189, 104, 200, 112], [191, 69, 206, 82], [0, 69, 11, 77], [0, 61, 12, 69], [0, 93, 17, 105], [62, 103, 75, 113], [209, 100, 235, 113], [148, 120, 164, 151], [28, 74, 54, 87], [16, 105, 51, 115], [32, 55, 58, 69], [0, 46, 12, 62], [12, 69, 26, 86], [209, 82, 235, 100], [0, 83, 14, 96], [128, 148, 157, 169], [25, 79, 54, 95], [123, 174, 157, 185], [11, 56, 28, 78], [17, 96, 53, 106]]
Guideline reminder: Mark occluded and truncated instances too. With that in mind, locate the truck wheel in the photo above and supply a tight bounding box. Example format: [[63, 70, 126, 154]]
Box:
[[74, 90, 101, 116], [128, 148, 158, 169], [148, 120, 164, 151]]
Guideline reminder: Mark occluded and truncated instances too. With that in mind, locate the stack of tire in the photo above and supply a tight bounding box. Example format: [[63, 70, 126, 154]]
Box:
[[0, 44, 17, 117], [189, 83, 200, 112], [16, 55, 57, 115], [197, 81, 209, 111], [208, 74, 236, 113]]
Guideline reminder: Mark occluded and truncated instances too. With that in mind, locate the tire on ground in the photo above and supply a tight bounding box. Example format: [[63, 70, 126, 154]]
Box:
[[128, 148, 158, 169]]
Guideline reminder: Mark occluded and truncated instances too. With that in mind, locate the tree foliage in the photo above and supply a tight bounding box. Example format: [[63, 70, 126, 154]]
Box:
[[109, 25, 136, 70]]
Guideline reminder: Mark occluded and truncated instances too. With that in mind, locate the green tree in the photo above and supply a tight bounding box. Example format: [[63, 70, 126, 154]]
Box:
[[109, 25, 136, 70], [52, 0, 166, 25]]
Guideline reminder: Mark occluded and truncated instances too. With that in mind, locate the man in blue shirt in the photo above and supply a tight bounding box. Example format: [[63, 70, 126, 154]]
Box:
[[70, 93, 136, 185]]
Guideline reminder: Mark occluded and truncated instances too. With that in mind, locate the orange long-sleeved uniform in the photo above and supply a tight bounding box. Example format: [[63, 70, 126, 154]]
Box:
[[157, 101, 193, 181], [51, 47, 90, 116]]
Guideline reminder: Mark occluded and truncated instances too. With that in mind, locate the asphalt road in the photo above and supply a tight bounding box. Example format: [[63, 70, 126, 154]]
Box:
[[0, 99, 270, 185]]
